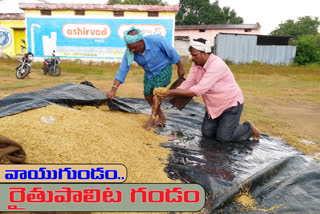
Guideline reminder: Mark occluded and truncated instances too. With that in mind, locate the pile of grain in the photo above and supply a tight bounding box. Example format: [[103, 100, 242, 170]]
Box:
[[153, 87, 168, 96], [235, 187, 257, 210], [0, 104, 177, 183]]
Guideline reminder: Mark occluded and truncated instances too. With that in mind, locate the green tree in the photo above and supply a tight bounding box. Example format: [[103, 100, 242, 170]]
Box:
[[107, 0, 166, 5], [222, 6, 243, 24], [176, 0, 243, 25], [294, 34, 320, 65], [271, 16, 320, 41], [176, 0, 212, 25], [107, 0, 122, 4]]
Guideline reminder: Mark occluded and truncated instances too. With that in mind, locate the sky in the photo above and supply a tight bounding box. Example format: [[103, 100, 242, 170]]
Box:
[[169, 0, 320, 34], [216, 0, 320, 34], [1, 0, 319, 35]]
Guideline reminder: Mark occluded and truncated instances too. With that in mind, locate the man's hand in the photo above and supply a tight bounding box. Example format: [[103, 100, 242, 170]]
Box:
[[107, 80, 121, 100], [106, 90, 116, 100], [176, 61, 185, 78], [157, 90, 170, 99], [153, 87, 169, 99]]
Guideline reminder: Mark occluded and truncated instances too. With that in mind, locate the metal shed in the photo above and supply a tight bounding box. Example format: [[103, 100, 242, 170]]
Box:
[[214, 33, 297, 65]]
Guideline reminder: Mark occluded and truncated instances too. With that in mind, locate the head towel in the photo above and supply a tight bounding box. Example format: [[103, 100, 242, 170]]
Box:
[[190, 40, 212, 53], [124, 26, 144, 66]]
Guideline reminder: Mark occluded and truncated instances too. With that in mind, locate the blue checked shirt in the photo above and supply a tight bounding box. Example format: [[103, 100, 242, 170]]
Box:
[[115, 35, 180, 83]]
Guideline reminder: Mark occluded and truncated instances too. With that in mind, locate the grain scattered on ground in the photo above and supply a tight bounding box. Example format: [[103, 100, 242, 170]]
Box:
[[234, 186, 283, 213]]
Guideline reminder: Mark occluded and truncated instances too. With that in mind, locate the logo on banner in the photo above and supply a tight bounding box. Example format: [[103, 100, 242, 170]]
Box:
[[118, 24, 167, 39], [62, 24, 111, 39], [0, 27, 12, 48]]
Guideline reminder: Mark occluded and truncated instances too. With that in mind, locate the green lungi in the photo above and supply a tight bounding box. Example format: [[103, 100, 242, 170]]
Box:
[[143, 64, 172, 96]]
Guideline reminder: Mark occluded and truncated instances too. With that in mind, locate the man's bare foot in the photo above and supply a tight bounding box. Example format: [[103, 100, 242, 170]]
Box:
[[156, 115, 166, 125], [248, 120, 260, 141], [156, 110, 166, 126], [144, 118, 156, 130], [155, 118, 166, 128]]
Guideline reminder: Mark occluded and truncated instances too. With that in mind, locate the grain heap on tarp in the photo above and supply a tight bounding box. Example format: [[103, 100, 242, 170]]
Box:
[[0, 104, 177, 183]]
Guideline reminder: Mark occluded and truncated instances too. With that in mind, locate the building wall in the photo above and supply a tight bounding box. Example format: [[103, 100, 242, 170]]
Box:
[[174, 38, 190, 58], [24, 10, 41, 16], [13, 28, 26, 55], [0, 20, 25, 57], [175, 28, 260, 46], [85, 11, 114, 16], [23, 9, 176, 61]]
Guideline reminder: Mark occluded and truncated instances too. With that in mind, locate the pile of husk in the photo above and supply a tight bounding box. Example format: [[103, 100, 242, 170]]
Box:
[[0, 104, 177, 183]]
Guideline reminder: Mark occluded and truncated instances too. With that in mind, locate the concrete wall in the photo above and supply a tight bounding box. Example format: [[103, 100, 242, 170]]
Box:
[[174, 37, 190, 58]]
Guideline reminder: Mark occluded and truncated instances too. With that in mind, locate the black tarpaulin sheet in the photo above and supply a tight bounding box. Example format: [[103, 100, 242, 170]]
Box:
[[0, 84, 319, 213], [0, 83, 107, 118], [108, 97, 320, 213]]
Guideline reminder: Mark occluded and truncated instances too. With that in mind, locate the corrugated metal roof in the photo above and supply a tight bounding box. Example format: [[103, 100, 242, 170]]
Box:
[[175, 24, 261, 30], [0, 13, 25, 20], [218, 32, 290, 39], [19, 3, 179, 11]]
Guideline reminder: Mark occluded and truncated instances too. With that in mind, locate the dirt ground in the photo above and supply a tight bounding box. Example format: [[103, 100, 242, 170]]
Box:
[[260, 98, 319, 141], [1, 71, 320, 161]]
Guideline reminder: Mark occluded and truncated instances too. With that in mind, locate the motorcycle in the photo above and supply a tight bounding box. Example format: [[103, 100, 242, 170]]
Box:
[[42, 50, 61, 76], [15, 39, 34, 79]]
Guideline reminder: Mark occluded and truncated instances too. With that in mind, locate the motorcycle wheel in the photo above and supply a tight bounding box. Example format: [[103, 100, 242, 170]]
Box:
[[42, 66, 48, 75], [48, 66, 61, 76], [16, 65, 30, 79]]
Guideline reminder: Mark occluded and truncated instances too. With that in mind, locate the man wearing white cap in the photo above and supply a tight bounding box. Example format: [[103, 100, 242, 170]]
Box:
[[157, 38, 260, 142]]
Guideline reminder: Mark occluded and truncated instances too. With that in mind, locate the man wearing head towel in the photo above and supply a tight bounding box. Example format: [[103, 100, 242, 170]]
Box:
[[107, 26, 185, 125], [156, 38, 260, 142]]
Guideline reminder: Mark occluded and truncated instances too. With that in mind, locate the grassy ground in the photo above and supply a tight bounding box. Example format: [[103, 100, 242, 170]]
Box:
[[0, 58, 319, 160]]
